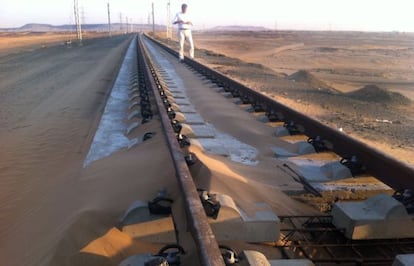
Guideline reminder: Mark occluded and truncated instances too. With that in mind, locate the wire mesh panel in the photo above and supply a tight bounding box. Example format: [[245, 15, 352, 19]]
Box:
[[278, 215, 414, 265]]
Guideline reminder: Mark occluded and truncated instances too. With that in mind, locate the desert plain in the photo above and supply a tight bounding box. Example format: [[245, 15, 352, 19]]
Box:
[[0, 30, 413, 266], [190, 30, 414, 165]]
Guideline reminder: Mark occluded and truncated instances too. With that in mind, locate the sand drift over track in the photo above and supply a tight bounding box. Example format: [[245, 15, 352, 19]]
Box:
[[1, 32, 414, 266], [143, 38, 259, 166], [84, 37, 139, 166], [0, 35, 132, 266]]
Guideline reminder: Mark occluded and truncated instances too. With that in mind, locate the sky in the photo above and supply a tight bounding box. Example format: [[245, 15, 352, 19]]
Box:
[[1, 0, 414, 32]]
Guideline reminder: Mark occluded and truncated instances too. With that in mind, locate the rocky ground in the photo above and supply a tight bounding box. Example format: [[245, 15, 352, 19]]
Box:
[[157, 30, 414, 166]]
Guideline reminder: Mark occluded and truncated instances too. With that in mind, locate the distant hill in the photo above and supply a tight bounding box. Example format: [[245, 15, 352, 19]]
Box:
[[0, 23, 164, 32], [208, 25, 270, 31], [1, 23, 271, 33], [18, 23, 61, 32]]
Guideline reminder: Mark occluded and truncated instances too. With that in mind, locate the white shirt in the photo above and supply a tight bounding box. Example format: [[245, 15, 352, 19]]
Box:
[[173, 12, 192, 30]]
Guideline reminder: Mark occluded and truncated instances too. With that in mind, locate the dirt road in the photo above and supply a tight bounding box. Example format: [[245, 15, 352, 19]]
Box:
[[0, 35, 132, 266]]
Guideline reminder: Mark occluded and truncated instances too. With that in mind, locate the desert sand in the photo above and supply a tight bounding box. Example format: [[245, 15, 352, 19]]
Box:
[[1, 30, 413, 266], [0, 33, 144, 265], [184, 30, 414, 165], [0, 31, 113, 55], [0, 32, 320, 266]]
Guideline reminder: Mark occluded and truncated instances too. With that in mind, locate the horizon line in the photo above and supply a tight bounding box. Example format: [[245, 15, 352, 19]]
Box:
[[1, 23, 413, 34]]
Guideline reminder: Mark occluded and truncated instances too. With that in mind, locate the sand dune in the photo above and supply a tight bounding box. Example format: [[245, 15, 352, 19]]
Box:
[[0, 35, 135, 266]]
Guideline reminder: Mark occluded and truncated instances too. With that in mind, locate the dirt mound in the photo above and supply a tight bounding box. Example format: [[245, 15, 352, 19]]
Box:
[[347, 84, 411, 105], [288, 70, 336, 93]]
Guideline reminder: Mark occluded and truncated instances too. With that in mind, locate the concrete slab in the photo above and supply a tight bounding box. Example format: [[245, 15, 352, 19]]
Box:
[[280, 135, 310, 142], [258, 115, 270, 123], [175, 112, 205, 124], [163, 89, 173, 97], [129, 88, 140, 95], [126, 122, 140, 135], [129, 101, 140, 110], [128, 110, 141, 121], [221, 92, 233, 98], [170, 91, 186, 99], [311, 177, 392, 195], [238, 250, 315, 266], [282, 157, 352, 182], [174, 98, 191, 105], [190, 131, 258, 165], [208, 193, 280, 242], [173, 112, 186, 123], [274, 124, 305, 137], [165, 95, 176, 104], [129, 93, 140, 102], [332, 194, 414, 239], [272, 141, 316, 157], [275, 126, 290, 137], [267, 121, 285, 128], [239, 250, 271, 266], [180, 124, 216, 138], [170, 103, 181, 112], [128, 137, 142, 149], [168, 87, 185, 93], [119, 254, 154, 266], [119, 195, 278, 244], [393, 254, 414, 266], [269, 259, 315, 266], [191, 139, 229, 156], [178, 105, 197, 113], [119, 200, 176, 242]]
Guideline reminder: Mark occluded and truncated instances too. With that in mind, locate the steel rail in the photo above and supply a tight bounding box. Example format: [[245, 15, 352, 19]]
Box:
[[137, 34, 225, 266], [144, 34, 414, 191]]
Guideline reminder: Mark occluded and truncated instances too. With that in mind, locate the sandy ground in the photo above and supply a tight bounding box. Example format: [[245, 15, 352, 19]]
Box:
[[183, 31, 414, 166], [0, 31, 113, 55], [1, 30, 413, 265], [0, 32, 319, 266], [0, 33, 140, 266]]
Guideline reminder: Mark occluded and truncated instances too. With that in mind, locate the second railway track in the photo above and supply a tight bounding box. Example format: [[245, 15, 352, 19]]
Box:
[[114, 34, 414, 266]]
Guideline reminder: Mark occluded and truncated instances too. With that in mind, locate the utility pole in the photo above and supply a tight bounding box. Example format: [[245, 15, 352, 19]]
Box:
[[73, 0, 82, 44], [119, 13, 123, 33], [166, 0, 172, 39], [107, 2, 111, 37], [152, 2, 155, 35], [126, 16, 129, 34]]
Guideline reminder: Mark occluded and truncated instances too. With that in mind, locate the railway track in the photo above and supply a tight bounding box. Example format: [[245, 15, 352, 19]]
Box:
[[115, 34, 414, 266]]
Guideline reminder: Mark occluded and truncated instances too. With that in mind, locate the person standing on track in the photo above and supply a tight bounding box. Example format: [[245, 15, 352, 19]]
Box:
[[173, 3, 194, 61]]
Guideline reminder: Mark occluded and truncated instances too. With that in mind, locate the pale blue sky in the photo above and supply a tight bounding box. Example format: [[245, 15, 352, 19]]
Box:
[[1, 0, 414, 31]]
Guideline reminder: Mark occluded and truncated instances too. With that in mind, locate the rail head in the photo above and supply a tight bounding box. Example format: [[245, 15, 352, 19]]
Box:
[[137, 34, 225, 266]]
